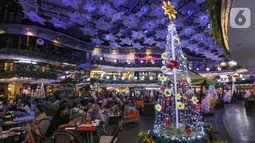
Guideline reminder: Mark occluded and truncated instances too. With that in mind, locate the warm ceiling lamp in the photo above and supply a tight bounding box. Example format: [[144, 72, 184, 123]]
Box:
[[220, 62, 227, 67]]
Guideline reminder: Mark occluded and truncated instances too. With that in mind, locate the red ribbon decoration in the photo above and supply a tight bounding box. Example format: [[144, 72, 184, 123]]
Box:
[[167, 60, 179, 70]]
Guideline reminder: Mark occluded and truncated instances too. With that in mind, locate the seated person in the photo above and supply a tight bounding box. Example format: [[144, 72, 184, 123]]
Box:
[[15, 100, 31, 117], [22, 105, 47, 143], [73, 102, 84, 114], [86, 103, 107, 123], [46, 102, 77, 137]]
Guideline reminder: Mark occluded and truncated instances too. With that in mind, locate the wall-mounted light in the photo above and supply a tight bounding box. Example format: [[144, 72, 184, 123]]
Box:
[[218, 67, 221, 71], [114, 59, 117, 63], [206, 68, 210, 71], [140, 60, 144, 63], [99, 57, 103, 60], [196, 68, 199, 71]]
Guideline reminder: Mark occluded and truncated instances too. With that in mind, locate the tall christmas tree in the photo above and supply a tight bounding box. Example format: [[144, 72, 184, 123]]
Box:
[[152, 1, 205, 142]]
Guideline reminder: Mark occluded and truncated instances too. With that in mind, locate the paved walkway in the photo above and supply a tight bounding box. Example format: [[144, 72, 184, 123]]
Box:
[[223, 102, 255, 143]]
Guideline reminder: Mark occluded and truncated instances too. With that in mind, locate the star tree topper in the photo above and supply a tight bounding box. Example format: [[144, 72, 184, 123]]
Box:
[[162, 1, 177, 24]]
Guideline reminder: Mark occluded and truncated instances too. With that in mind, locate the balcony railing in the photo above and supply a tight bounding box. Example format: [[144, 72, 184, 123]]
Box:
[[91, 79, 159, 84], [0, 70, 57, 79]]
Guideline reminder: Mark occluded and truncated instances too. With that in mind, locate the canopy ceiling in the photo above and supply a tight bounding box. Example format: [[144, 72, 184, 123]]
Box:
[[17, 0, 223, 61]]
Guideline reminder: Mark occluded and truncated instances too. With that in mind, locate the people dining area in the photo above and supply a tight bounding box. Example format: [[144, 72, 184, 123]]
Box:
[[0, 93, 132, 143]]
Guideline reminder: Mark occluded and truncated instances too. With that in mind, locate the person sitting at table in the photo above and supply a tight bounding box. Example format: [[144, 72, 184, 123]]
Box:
[[22, 105, 47, 143], [46, 102, 77, 137], [15, 100, 31, 117], [86, 103, 107, 123], [72, 102, 84, 114]]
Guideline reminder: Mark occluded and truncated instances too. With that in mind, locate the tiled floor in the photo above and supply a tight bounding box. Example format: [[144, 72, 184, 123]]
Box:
[[108, 107, 233, 143], [223, 102, 255, 143]]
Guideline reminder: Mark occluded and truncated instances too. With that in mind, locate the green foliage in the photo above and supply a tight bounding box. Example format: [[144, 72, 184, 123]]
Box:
[[206, 0, 223, 48], [137, 132, 155, 143]]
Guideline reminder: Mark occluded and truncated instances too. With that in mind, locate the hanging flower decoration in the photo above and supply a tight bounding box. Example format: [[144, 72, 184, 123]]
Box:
[[158, 74, 167, 82], [179, 80, 187, 88], [177, 102, 185, 110], [164, 88, 172, 97], [192, 97, 199, 104], [177, 93, 182, 100], [67, 11, 86, 25], [184, 125, 192, 135], [91, 37, 103, 45], [143, 20, 157, 31], [143, 37, 156, 46], [94, 17, 110, 31], [98, 2, 117, 18], [167, 60, 179, 70], [161, 52, 168, 60], [111, 12, 124, 23], [110, 42, 121, 48], [155, 104, 162, 112], [150, 4, 164, 18], [109, 0, 127, 8], [105, 33, 118, 42], [155, 30, 167, 39], [163, 118, 171, 128], [23, 11, 46, 25], [156, 41, 166, 48], [83, 0, 97, 13], [131, 31, 146, 40], [62, 0, 83, 10], [123, 14, 140, 28], [136, 5, 151, 18], [49, 17, 67, 29], [80, 26, 97, 37], [132, 43, 143, 49], [161, 66, 168, 73], [120, 37, 133, 45]]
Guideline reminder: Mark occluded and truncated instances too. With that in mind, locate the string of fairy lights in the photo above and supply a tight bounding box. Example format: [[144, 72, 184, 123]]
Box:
[[152, 1, 206, 142]]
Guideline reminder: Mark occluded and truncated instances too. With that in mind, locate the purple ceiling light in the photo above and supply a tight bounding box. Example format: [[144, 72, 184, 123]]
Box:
[[156, 41, 166, 49], [143, 37, 156, 46], [62, 0, 83, 10], [143, 20, 157, 31], [91, 37, 103, 45], [136, 5, 151, 18], [110, 42, 121, 48], [132, 42, 143, 49], [80, 26, 97, 37], [49, 17, 67, 29], [94, 17, 110, 31], [98, 2, 117, 18], [155, 30, 167, 39], [109, 0, 127, 8], [23, 11, 46, 25], [111, 12, 124, 23], [123, 14, 140, 28], [83, 1, 97, 13], [131, 31, 146, 40], [120, 37, 133, 45], [67, 11, 86, 25], [105, 33, 118, 42], [150, 4, 164, 18]]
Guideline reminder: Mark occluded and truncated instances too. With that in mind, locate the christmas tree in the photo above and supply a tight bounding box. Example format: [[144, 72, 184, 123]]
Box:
[[202, 85, 218, 113], [152, 1, 205, 142]]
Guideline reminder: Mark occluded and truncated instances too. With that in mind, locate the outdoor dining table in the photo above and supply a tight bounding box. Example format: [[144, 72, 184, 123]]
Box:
[[66, 125, 98, 143]]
